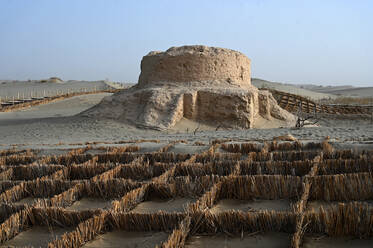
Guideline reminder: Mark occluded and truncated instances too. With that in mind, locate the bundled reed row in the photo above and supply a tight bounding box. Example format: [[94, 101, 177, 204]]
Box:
[[291, 162, 320, 248], [143, 152, 191, 163], [0, 154, 38, 166], [112, 184, 148, 212], [195, 152, 242, 163], [0, 168, 13, 181], [323, 149, 373, 160], [0, 203, 24, 224], [217, 175, 302, 201], [49, 212, 106, 248], [221, 142, 262, 153], [86, 145, 141, 154], [194, 211, 296, 234], [0, 164, 64, 181], [50, 179, 141, 208], [161, 216, 191, 248], [49, 211, 185, 248], [318, 157, 373, 175], [117, 161, 175, 181], [238, 160, 314, 176], [267, 141, 322, 152], [0, 149, 32, 157], [248, 150, 320, 162], [0, 179, 77, 204], [61, 162, 116, 180], [304, 202, 373, 237], [0, 181, 19, 195], [91, 156, 144, 181], [0, 206, 32, 243], [39, 153, 93, 166], [173, 161, 236, 177], [95, 152, 139, 164], [309, 172, 373, 201], [0, 206, 99, 245]]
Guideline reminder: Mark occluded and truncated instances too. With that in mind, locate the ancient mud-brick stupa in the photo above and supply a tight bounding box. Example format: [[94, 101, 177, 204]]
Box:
[[83, 45, 294, 130]]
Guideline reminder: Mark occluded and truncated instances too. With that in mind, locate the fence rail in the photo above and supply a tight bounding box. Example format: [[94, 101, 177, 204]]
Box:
[[0, 87, 119, 111]]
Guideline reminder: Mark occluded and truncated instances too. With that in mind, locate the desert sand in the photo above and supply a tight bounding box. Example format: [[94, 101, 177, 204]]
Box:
[[1, 226, 73, 247], [131, 197, 194, 213], [185, 232, 291, 248], [82, 230, 169, 248], [210, 199, 291, 213]]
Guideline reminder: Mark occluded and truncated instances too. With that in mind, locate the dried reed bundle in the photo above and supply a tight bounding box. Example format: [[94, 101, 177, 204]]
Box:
[[238, 160, 314, 177], [318, 158, 373, 175], [48, 212, 107, 248], [67, 163, 116, 180], [196, 211, 296, 234], [95, 152, 138, 164], [0, 181, 19, 195], [248, 151, 320, 162], [49, 182, 86, 208], [218, 175, 302, 201], [0, 168, 13, 181], [195, 152, 242, 163], [82, 179, 141, 200], [168, 176, 222, 200], [0, 179, 77, 205], [304, 202, 373, 238], [0, 206, 32, 244], [161, 216, 191, 248], [112, 184, 149, 212], [323, 150, 373, 160], [106, 212, 185, 231], [0, 154, 38, 166], [116, 161, 174, 181], [0, 203, 24, 224], [10, 164, 63, 181], [221, 143, 262, 153], [143, 153, 191, 164], [40, 153, 93, 166], [310, 172, 373, 201], [173, 161, 235, 177]]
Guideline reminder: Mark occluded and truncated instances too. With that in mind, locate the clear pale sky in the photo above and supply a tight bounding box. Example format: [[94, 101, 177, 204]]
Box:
[[0, 0, 372, 86]]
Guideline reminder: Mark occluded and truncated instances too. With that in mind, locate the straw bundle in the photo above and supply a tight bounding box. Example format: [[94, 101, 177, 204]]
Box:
[[310, 173, 373, 201], [319, 158, 373, 175], [218, 175, 302, 201], [305, 202, 373, 238], [238, 160, 314, 176], [221, 143, 262, 153], [48, 212, 107, 248], [173, 161, 235, 177], [196, 211, 296, 234]]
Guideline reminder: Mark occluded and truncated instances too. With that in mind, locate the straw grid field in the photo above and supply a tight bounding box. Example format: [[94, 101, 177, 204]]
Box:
[[0, 139, 372, 247]]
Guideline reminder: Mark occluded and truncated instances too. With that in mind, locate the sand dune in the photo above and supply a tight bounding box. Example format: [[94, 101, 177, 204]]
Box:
[[252, 79, 335, 100]]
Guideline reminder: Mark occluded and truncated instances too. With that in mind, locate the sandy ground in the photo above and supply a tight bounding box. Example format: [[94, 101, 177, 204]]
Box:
[[82, 230, 169, 248], [131, 198, 194, 213], [210, 199, 291, 213], [67, 198, 113, 211], [302, 235, 373, 248], [0, 93, 111, 121], [13, 197, 39, 206], [0, 92, 372, 148], [0, 80, 111, 99], [1, 226, 73, 247], [185, 232, 291, 248], [168, 143, 209, 154]]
